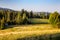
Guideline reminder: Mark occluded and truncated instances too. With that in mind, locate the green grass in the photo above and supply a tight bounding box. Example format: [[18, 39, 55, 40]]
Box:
[[28, 18, 49, 24], [0, 24, 60, 40]]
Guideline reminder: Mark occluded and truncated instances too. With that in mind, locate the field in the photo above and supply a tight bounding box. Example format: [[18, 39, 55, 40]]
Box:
[[28, 18, 49, 24], [0, 24, 60, 40]]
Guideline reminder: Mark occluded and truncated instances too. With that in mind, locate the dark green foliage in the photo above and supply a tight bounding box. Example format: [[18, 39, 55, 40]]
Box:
[[21, 9, 25, 16], [0, 9, 29, 29], [30, 11, 33, 18], [49, 11, 60, 28], [22, 13, 28, 24], [0, 17, 5, 29]]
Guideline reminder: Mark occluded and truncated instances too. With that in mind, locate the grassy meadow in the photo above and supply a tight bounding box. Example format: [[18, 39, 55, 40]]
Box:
[[28, 18, 49, 24], [0, 24, 60, 40]]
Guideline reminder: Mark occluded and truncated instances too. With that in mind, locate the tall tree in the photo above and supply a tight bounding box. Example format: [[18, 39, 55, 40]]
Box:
[[0, 10, 5, 29], [6, 10, 10, 22], [22, 12, 28, 24], [21, 9, 25, 16], [15, 12, 22, 24], [30, 11, 33, 18], [40, 12, 45, 19]]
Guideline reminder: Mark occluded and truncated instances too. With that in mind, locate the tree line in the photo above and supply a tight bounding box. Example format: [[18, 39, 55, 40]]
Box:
[[0, 9, 60, 29]]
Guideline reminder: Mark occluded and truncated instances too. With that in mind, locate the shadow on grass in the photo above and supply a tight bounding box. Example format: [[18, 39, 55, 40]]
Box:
[[17, 33, 60, 40]]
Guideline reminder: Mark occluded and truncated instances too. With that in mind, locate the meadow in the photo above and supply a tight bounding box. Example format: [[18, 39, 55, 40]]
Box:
[[28, 18, 49, 24], [0, 24, 60, 40]]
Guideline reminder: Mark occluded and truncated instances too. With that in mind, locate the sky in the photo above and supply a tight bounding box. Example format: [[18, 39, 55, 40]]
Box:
[[0, 0, 60, 12]]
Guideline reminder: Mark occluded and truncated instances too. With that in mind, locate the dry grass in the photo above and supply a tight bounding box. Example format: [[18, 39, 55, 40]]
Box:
[[0, 24, 60, 34], [0, 24, 60, 40]]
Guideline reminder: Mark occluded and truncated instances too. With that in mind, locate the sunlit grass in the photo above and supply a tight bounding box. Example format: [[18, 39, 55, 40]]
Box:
[[0, 24, 60, 40]]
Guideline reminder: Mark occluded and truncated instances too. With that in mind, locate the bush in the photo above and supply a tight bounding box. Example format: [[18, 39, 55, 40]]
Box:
[[49, 11, 59, 28], [57, 22, 60, 28], [0, 19, 4, 29]]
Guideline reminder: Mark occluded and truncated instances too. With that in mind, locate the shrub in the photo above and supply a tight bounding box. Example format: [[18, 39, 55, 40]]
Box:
[[0, 17, 5, 29], [49, 11, 59, 28], [57, 22, 60, 28]]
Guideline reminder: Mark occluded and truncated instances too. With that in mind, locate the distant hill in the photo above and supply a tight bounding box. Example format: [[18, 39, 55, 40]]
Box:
[[0, 7, 14, 11], [0, 7, 51, 14]]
